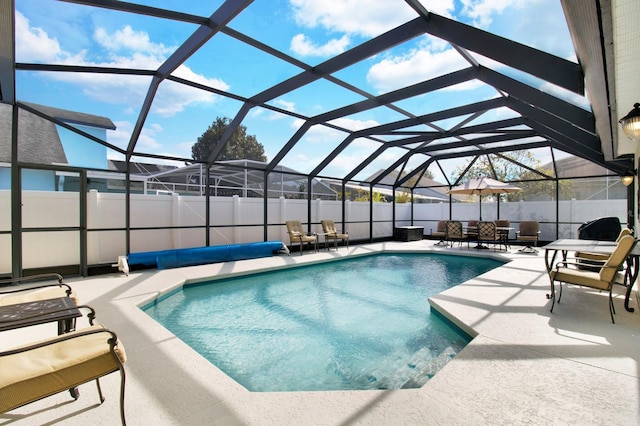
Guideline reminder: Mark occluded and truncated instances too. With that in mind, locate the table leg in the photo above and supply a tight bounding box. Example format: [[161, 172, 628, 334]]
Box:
[[544, 249, 561, 300], [623, 256, 638, 312]]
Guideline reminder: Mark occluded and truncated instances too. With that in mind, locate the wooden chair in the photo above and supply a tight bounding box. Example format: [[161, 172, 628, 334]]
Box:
[[320, 219, 349, 250], [549, 234, 636, 323], [285, 220, 317, 255]]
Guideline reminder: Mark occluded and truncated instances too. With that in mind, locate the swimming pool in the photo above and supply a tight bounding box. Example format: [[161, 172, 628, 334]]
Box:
[[143, 253, 504, 392]]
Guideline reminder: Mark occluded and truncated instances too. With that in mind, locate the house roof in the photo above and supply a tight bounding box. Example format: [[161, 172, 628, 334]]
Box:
[[0, 102, 116, 164], [0, 102, 67, 164]]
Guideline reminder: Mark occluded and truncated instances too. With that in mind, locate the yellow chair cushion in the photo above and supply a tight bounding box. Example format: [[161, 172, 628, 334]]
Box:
[[550, 268, 612, 291], [0, 287, 78, 306], [0, 324, 126, 413]]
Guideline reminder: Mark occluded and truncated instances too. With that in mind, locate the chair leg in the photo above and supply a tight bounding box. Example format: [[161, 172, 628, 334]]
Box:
[[608, 290, 616, 324], [550, 281, 556, 313], [95, 377, 105, 404], [118, 366, 127, 425]]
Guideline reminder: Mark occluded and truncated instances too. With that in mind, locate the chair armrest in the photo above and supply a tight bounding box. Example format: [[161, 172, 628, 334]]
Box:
[[0, 304, 97, 326], [0, 273, 64, 287], [0, 282, 73, 297], [0, 324, 118, 357]]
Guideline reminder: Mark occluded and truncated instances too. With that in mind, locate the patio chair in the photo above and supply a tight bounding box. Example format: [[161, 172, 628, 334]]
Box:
[[494, 219, 511, 249], [549, 234, 635, 323], [0, 273, 77, 306], [0, 307, 127, 424], [430, 220, 447, 246], [445, 221, 467, 249], [575, 228, 633, 268], [285, 220, 317, 255], [516, 221, 540, 253], [320, 219, 349, 250], [465, 220, 479, 240], [476, 221, 498, 250]]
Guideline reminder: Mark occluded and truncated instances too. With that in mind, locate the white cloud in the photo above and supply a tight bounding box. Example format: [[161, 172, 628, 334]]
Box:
[[94, 25, 172, 55], [290, 33, 351, 57], [366, 43, 470, 92], [15, 11, 84, 63], [273, 99, 296, 113], [328, 117, 380, 132], [108, 120, 162, 151], [15, 14, 228, 118], [290, 0, 416, 38], [291, 117, 379, 145], [460, 0, 534, 28]]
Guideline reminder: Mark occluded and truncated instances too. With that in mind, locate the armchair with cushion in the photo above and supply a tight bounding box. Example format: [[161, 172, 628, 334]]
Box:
[[430, 220, 447, 246], [494, 219, 511, 249], [0, 273, 77, 306], [516, 221, 540, 253], [320, 220, 349, 250], [575, 228, 633, 270], [285, 220, 317, 255], [549, 234, 636, 323], [0, 306, 127, 424]]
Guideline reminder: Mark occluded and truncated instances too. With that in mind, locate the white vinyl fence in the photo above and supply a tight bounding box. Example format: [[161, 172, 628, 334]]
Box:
[[0, 189, 627, 274]]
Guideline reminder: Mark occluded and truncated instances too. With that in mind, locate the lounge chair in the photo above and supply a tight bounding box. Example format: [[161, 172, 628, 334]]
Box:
[[430, 220, 447, 246], [285, 220, 317, 255], [0, 306, 127, 424], [445, 221, 467, 248], [549, 234, 635, 323], [320, 220, 349, 250], [0, 273, 77, 306], [516, 221, 540, 253]]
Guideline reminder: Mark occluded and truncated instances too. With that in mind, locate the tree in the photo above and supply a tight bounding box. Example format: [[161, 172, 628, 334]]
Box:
[[191, 117, 267, 163], [451, 151, 571, 201]]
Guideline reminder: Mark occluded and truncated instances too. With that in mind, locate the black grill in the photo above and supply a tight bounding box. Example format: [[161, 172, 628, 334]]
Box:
[[577, 217, 621, 241]]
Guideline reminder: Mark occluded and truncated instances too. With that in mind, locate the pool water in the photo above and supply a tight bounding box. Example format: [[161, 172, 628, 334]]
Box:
[[143, 253, 503, 391]]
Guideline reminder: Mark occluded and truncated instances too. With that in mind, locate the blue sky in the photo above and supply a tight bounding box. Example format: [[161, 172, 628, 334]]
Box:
[[14, 0, 579, 182]]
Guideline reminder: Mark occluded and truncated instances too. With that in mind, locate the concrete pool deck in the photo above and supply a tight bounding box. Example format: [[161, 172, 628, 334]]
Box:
[[2, 240, 640, 425]]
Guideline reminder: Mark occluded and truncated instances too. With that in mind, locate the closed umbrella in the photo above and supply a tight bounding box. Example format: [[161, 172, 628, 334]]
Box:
[[447, 177, 521, 220]]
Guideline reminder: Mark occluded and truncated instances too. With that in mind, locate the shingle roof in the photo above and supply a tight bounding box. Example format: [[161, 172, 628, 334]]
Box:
[[22, 102, 115, 130], [0, 102, 115, 164]]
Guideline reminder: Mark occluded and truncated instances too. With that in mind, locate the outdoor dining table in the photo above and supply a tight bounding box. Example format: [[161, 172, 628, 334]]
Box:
[[542, 238, 640, 313], [464, 226, 513, 250]]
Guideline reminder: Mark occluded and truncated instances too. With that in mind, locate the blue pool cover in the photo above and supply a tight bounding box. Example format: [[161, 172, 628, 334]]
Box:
[[127, 241, 286, 270]]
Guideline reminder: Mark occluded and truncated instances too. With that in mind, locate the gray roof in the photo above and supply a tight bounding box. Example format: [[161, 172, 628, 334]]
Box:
[[0, 102, 115, 164], [22, 102, 115, 130], [0, 102, 66, 164]]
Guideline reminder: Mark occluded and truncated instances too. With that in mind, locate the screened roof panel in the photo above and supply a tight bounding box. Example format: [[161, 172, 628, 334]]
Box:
[[176, 33, 304, 98], [5, 0, 632, 194]]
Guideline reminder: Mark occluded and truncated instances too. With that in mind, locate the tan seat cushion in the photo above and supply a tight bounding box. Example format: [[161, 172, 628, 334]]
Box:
[[0, 324, 126, 413], [550, 268, 625, 291], [0, 287, 78, 306]]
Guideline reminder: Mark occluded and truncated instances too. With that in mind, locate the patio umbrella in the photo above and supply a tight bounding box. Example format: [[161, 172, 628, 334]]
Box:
[[447, 177, 521, 220]]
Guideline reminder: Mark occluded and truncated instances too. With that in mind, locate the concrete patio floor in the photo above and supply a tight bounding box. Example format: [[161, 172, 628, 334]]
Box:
[[2, 240, 640, 425]]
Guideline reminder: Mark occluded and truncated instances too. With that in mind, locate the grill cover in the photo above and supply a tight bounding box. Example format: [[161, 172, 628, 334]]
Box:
[[577, 217, 621, 241]]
